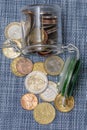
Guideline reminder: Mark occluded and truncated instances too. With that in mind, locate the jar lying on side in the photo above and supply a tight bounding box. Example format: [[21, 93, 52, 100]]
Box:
[[21, 4, 62, 55]]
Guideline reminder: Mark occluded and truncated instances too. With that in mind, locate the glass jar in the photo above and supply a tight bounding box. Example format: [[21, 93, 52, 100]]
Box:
[[21, 4, 62, 55]]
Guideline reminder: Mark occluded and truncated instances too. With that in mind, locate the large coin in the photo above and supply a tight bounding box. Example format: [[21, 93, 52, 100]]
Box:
[[21, 93, 38, 110], [5, 22, 22, 40], [16, 57, 33, 75], [10, 57, 24, 77], [33, 102, 55, 124], [25, 71, 48, 94], [54, 94, 74, 112], [2, 40, 22, 59], [40, 81, 58, 102], [44, 56, 64, 76], [33, 62, 47, 75]]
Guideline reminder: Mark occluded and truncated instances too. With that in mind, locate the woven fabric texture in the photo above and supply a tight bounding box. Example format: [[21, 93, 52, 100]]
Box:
[[0, 0, 87, 130]]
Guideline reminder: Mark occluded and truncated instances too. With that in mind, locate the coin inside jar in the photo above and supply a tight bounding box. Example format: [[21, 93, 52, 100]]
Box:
[[16, 57, 33, 75], [21, 93, 38, 110]]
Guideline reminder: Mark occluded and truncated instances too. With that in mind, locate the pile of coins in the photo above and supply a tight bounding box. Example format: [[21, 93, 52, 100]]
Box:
[[2, 21, 75, 125]]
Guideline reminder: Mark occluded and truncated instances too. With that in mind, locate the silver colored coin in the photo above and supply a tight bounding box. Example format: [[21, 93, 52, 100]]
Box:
[[44, 56, 64, 76]]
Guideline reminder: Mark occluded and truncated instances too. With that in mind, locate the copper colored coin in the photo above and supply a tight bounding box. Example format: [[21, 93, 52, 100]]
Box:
[[21, 93, 38, 110], [42, 19, 57, 25], [16, 57, 33, 75], [38, 50, 52, 56]]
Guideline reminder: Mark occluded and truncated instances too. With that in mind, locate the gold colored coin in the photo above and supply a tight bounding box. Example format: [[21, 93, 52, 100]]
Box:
[[54, 94, 74, 112], [33, 102, 55, 124], [2, 40, 22, 59], [44, 56, 64, 76], [5, 22, 22, 40], [10, 57, 24, 77], [33, 62, 47, 75]]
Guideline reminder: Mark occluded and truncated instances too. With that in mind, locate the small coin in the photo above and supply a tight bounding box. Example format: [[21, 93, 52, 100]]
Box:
[[46, 27, 57, 34], [10, 57, 24, 77], [40, 12, 52, 15], [2, 40, 22, 59], [54, 94, 74, 112], [16, 57, 33, 75], [25, 71, 48, 94], [44, 56, 64, 76], [40, 81, 58, 102], [42, 15, 57, 19], [21, 93, 38, 110], [42, 19, 57, 25], [30, 28, 48, 44], [33, 102, 55, 124], [5, 22, 22, 40], [38, 50, 52, 56], [33, 62, 47, 75]]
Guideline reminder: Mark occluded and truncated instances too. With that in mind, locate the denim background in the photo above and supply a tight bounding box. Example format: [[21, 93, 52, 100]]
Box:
[[0, 0, 87, 130]]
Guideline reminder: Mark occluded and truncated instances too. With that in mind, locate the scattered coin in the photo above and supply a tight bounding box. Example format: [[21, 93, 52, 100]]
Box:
[[5, 22, 22, 40], [21, 93, 38, 110], [2, 40, 22, 59], [40, 81, 58, 102], [16, 57, 33, 75], [10, 57, 24, 77], [54, 94, 74, 112], [44, 56, 64, 76], [25, 71, 48, 94], [33, 62, 47, 75], [33, 102, 55, 124]]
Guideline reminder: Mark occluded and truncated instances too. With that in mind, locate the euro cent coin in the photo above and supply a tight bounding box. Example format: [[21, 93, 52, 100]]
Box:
[[5, 22, 22, 40], [21, 93, 38, 110], [33, 102, 55, 124], [25, 71, 48, 94], [54, 94, 74, 112], [44, 56, 64, 76], [40, 81, 58, 102]]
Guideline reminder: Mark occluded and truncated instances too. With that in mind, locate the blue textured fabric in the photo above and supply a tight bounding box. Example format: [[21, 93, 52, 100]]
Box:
[[0, 0, 87, 130]]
